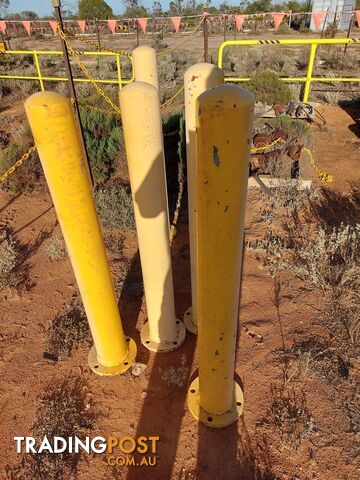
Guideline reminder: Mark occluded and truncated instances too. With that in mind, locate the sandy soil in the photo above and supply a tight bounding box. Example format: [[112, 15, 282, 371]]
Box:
[[0, 103, 359, 479]]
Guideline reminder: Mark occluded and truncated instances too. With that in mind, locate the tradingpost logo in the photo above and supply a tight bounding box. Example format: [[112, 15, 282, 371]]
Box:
[[14, 435, 160, 467]]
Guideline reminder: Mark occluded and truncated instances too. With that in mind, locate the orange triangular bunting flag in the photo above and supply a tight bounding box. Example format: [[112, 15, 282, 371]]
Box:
[[49, 21, 57, 34], [77, 20, 86, 33], [272, 13, 285, 31], [137, 18, 147, 33], [22, 21, 31, 36], [171, 16, 181, 33], [355, 10, 360, 27], [0, 21, 7, 34], [235, 15, 245, 32], [312, 12, 326, 31], [107, 19, 117, 33]]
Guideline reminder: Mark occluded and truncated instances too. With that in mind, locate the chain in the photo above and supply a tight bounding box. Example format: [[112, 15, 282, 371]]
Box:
[[251, 137, 285, 153], [59, 26, 132, 58], [251, 139, 333, 183], [57, 25, 122, 115], [80, 103, 115, 115], [169, 132, 184, 244], [303, 147, 333, 183], [0, 146, 37, 183], [158, 16, 205, 57], [161, 85, 184, 109], [164, 130, 179, 137]]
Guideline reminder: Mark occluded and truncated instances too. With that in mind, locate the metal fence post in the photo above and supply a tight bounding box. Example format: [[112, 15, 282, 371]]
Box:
[[33, 52, 44, 91], [25, 91, 137, 376], [203, 15, 209, 62], [116, 53, 123, 91], [183, 63, 224, 334], [119, 82, 186, 352], [187, 84, 254, 427], [132, 46, 159, 89], [303, 43, 317, 102]]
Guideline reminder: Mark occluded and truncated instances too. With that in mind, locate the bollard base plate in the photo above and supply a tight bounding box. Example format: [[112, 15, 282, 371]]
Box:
[[140, 320, 186, 352], [187, 377, 244, 428], [88, 337, 137, 376], [183, 306, 198, 335]]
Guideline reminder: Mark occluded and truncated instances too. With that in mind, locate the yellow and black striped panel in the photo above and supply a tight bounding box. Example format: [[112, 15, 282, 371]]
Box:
[[258, 39, 281, 45]]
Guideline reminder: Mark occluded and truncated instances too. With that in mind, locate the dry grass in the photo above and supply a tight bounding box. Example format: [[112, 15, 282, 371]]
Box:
[[45, 235, 67, 261], [44, 293, 91, 362], [95, 182, 135, 232], [0, 227, 32, 293], [259, 383, 315, 450], [5, 374, 96, 480]]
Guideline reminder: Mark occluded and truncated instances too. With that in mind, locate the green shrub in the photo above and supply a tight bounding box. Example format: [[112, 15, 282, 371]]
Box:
[[80, 109, 125, 182], [244, 70, 292, 105], [95, 183, 135, 231], [268, 114, 311, 146]]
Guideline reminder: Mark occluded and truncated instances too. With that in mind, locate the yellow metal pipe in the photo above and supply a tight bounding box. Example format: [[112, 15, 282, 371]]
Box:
[[183, 63, 224, 335], [218, 37, 359, 67], [224, 76, 359, 83], [187, 84, 254, 428], [33, 52, 44, 91], [25, 91, 136, 376], [116, 54, 123, 91], [132, 46, 159, 89], [119, 82, 186, 352], [303, 44, 318, 102], [0, 75, 132, 85]]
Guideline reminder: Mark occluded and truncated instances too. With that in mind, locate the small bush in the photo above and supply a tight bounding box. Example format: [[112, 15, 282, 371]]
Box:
[[268, 114, 311, 146], [0, 230, 18, 291], [44, 300, 91, 361], [46, 235, 67, 261], [274, 23, 291, 35], [264, 384, 315, 449], [95, 183, 135, 231], [222, 49, 236, 72], [320, 49, 360, 71], [0, 130, 10, 148], [250, 223, 360, 291], [244, 70, 292, 105], [158, 56, 177, 84], [80, 109, 125, 182], [151, 32, 167, 51], [0, 122, 43, 194], [322, 90, 341, 104]]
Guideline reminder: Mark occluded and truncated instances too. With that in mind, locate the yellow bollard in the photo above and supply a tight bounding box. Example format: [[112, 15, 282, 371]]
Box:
[[119, 82, 186, 352], [183, 63, 224, 335], [132, 46, 159, 89], [25, 91, 136, 376], [187, 85, 254, 427]]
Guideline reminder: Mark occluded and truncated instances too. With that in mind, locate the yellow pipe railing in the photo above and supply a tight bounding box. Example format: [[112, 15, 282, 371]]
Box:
[[218, 37, 360, 102], [0, 49, 134, 92]]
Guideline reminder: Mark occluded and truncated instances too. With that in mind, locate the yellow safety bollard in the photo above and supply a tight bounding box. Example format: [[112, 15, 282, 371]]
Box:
[[183, 63, 224, 335], [119, 82, 186, 352], [187, 85, 254, 427], [25, 91, 136, 376], [132, 46, 159, 89]]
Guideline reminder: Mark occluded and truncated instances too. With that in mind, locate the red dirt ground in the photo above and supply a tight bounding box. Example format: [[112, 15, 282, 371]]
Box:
[[0, 104, 359, 479]]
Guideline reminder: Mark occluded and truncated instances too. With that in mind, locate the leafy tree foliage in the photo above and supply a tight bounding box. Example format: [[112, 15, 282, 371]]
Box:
[[78, 0, 113, 19]]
